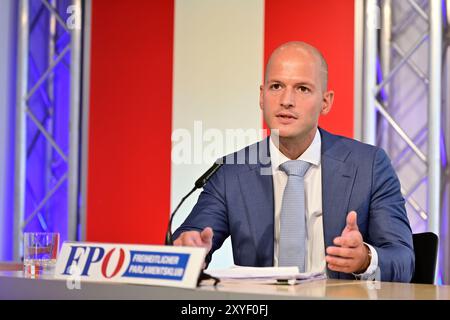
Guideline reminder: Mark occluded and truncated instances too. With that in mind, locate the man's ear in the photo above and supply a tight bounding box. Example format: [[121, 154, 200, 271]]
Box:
[[259, 85, 264, 110], [321, 90, 334, 115]]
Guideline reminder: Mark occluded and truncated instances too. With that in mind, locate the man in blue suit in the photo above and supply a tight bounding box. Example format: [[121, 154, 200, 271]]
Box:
[[174, 41, 414, 282]]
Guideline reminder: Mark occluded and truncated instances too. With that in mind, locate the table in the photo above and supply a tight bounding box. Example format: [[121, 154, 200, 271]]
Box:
[[1, 269, 449, 300]]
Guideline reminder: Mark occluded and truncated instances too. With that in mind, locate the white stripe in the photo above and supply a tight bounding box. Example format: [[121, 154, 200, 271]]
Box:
[[171, 0, 264, 269]]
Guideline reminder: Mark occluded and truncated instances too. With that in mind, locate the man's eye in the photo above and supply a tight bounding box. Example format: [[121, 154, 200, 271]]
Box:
[[298, 86, 310, 93], [270, 84, 282, 90]]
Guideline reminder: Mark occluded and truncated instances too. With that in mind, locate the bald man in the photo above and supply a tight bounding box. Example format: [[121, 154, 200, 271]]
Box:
[[173, 42, 414, 282]]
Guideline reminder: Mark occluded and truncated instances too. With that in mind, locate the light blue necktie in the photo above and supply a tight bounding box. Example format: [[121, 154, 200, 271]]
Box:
[[278, 160, 311, 272]]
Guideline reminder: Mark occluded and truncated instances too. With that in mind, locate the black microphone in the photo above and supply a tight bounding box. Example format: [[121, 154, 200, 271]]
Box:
[[194, 162, 223, 189], [165, 161, 223, 246]]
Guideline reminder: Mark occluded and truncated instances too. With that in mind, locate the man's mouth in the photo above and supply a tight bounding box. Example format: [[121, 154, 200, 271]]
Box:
[[276, 112, 298, 120]]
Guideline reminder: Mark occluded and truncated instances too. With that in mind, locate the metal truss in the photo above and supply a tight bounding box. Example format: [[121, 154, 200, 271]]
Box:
[[13, 0, 82, 260], [362, 0, 449, 283]]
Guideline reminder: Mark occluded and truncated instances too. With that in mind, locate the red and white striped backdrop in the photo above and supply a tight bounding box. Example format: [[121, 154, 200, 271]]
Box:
[[86, 0, 355, 266]]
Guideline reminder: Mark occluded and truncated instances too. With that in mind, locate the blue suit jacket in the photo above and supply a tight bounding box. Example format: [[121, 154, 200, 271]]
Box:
[[174, 128, 415, 282]]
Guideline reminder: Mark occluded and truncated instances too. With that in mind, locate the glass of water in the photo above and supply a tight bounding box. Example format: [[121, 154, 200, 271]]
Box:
[[23, 232, 60, 277]]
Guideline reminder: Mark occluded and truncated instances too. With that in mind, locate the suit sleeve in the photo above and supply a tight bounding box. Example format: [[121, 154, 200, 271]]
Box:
[[172, 165, 230, 264], [368, 148, 415, 282]]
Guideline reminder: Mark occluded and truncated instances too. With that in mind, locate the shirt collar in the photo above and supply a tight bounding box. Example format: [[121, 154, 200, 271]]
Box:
[[269, 129, 321, 171]]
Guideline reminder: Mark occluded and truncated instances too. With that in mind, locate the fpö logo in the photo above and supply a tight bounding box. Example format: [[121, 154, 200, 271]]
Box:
[[62, 245, 127, 279], [56, 243, 191, 282]]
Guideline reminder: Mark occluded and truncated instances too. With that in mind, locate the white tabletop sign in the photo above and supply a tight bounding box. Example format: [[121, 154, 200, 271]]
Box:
[[54, 241, 206, 289]]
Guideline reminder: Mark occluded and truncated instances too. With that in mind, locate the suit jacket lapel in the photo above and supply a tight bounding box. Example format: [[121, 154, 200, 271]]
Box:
[[237, 138, 274, 266], [320, 129, 357, 276]]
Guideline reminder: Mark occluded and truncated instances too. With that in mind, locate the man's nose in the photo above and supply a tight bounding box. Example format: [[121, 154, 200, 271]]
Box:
[[280, 87, 294, 108]]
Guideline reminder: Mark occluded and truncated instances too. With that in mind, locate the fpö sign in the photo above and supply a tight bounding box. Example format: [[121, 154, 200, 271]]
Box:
[[54, 242, 206, 288]]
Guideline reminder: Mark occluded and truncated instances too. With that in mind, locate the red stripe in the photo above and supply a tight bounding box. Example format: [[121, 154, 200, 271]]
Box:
[[87, 0, 174, 244], [264, 0, 355, 138]]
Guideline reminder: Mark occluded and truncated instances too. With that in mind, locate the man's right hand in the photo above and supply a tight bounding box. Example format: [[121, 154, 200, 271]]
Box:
[[173, 227, 214, 268]]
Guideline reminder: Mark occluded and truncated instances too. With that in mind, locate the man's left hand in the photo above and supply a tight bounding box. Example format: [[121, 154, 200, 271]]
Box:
[[325, 211, 370, 274]]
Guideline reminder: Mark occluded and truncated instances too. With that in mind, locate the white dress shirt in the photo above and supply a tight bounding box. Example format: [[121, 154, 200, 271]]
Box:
[[270, 129, 378, 278]]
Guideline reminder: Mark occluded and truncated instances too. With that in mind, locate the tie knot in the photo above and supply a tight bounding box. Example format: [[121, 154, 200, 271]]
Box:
[[279, 160, 311, 177]]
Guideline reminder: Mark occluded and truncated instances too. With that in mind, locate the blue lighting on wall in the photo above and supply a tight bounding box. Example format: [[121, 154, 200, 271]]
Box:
[[374, 10, 449, 284], [22, 0, 74, 244], [0, 0, 17, 261], [0, 0, 76, 260]]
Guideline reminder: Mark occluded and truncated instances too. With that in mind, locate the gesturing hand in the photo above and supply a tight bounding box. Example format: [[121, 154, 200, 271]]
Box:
[[325, 211, 370, 274], [173, 227, 214, 269]]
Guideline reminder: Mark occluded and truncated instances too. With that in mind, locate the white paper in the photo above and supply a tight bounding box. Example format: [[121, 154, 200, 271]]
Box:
[[204, 265, 326, 285]]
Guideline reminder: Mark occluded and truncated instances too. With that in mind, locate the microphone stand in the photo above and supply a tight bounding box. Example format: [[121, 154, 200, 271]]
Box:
[[165, 186, 196, 246], [165, 163, 223, 286]]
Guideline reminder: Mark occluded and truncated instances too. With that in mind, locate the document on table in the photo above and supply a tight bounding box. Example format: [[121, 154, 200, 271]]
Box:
[[204, 266, 326, 285]]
